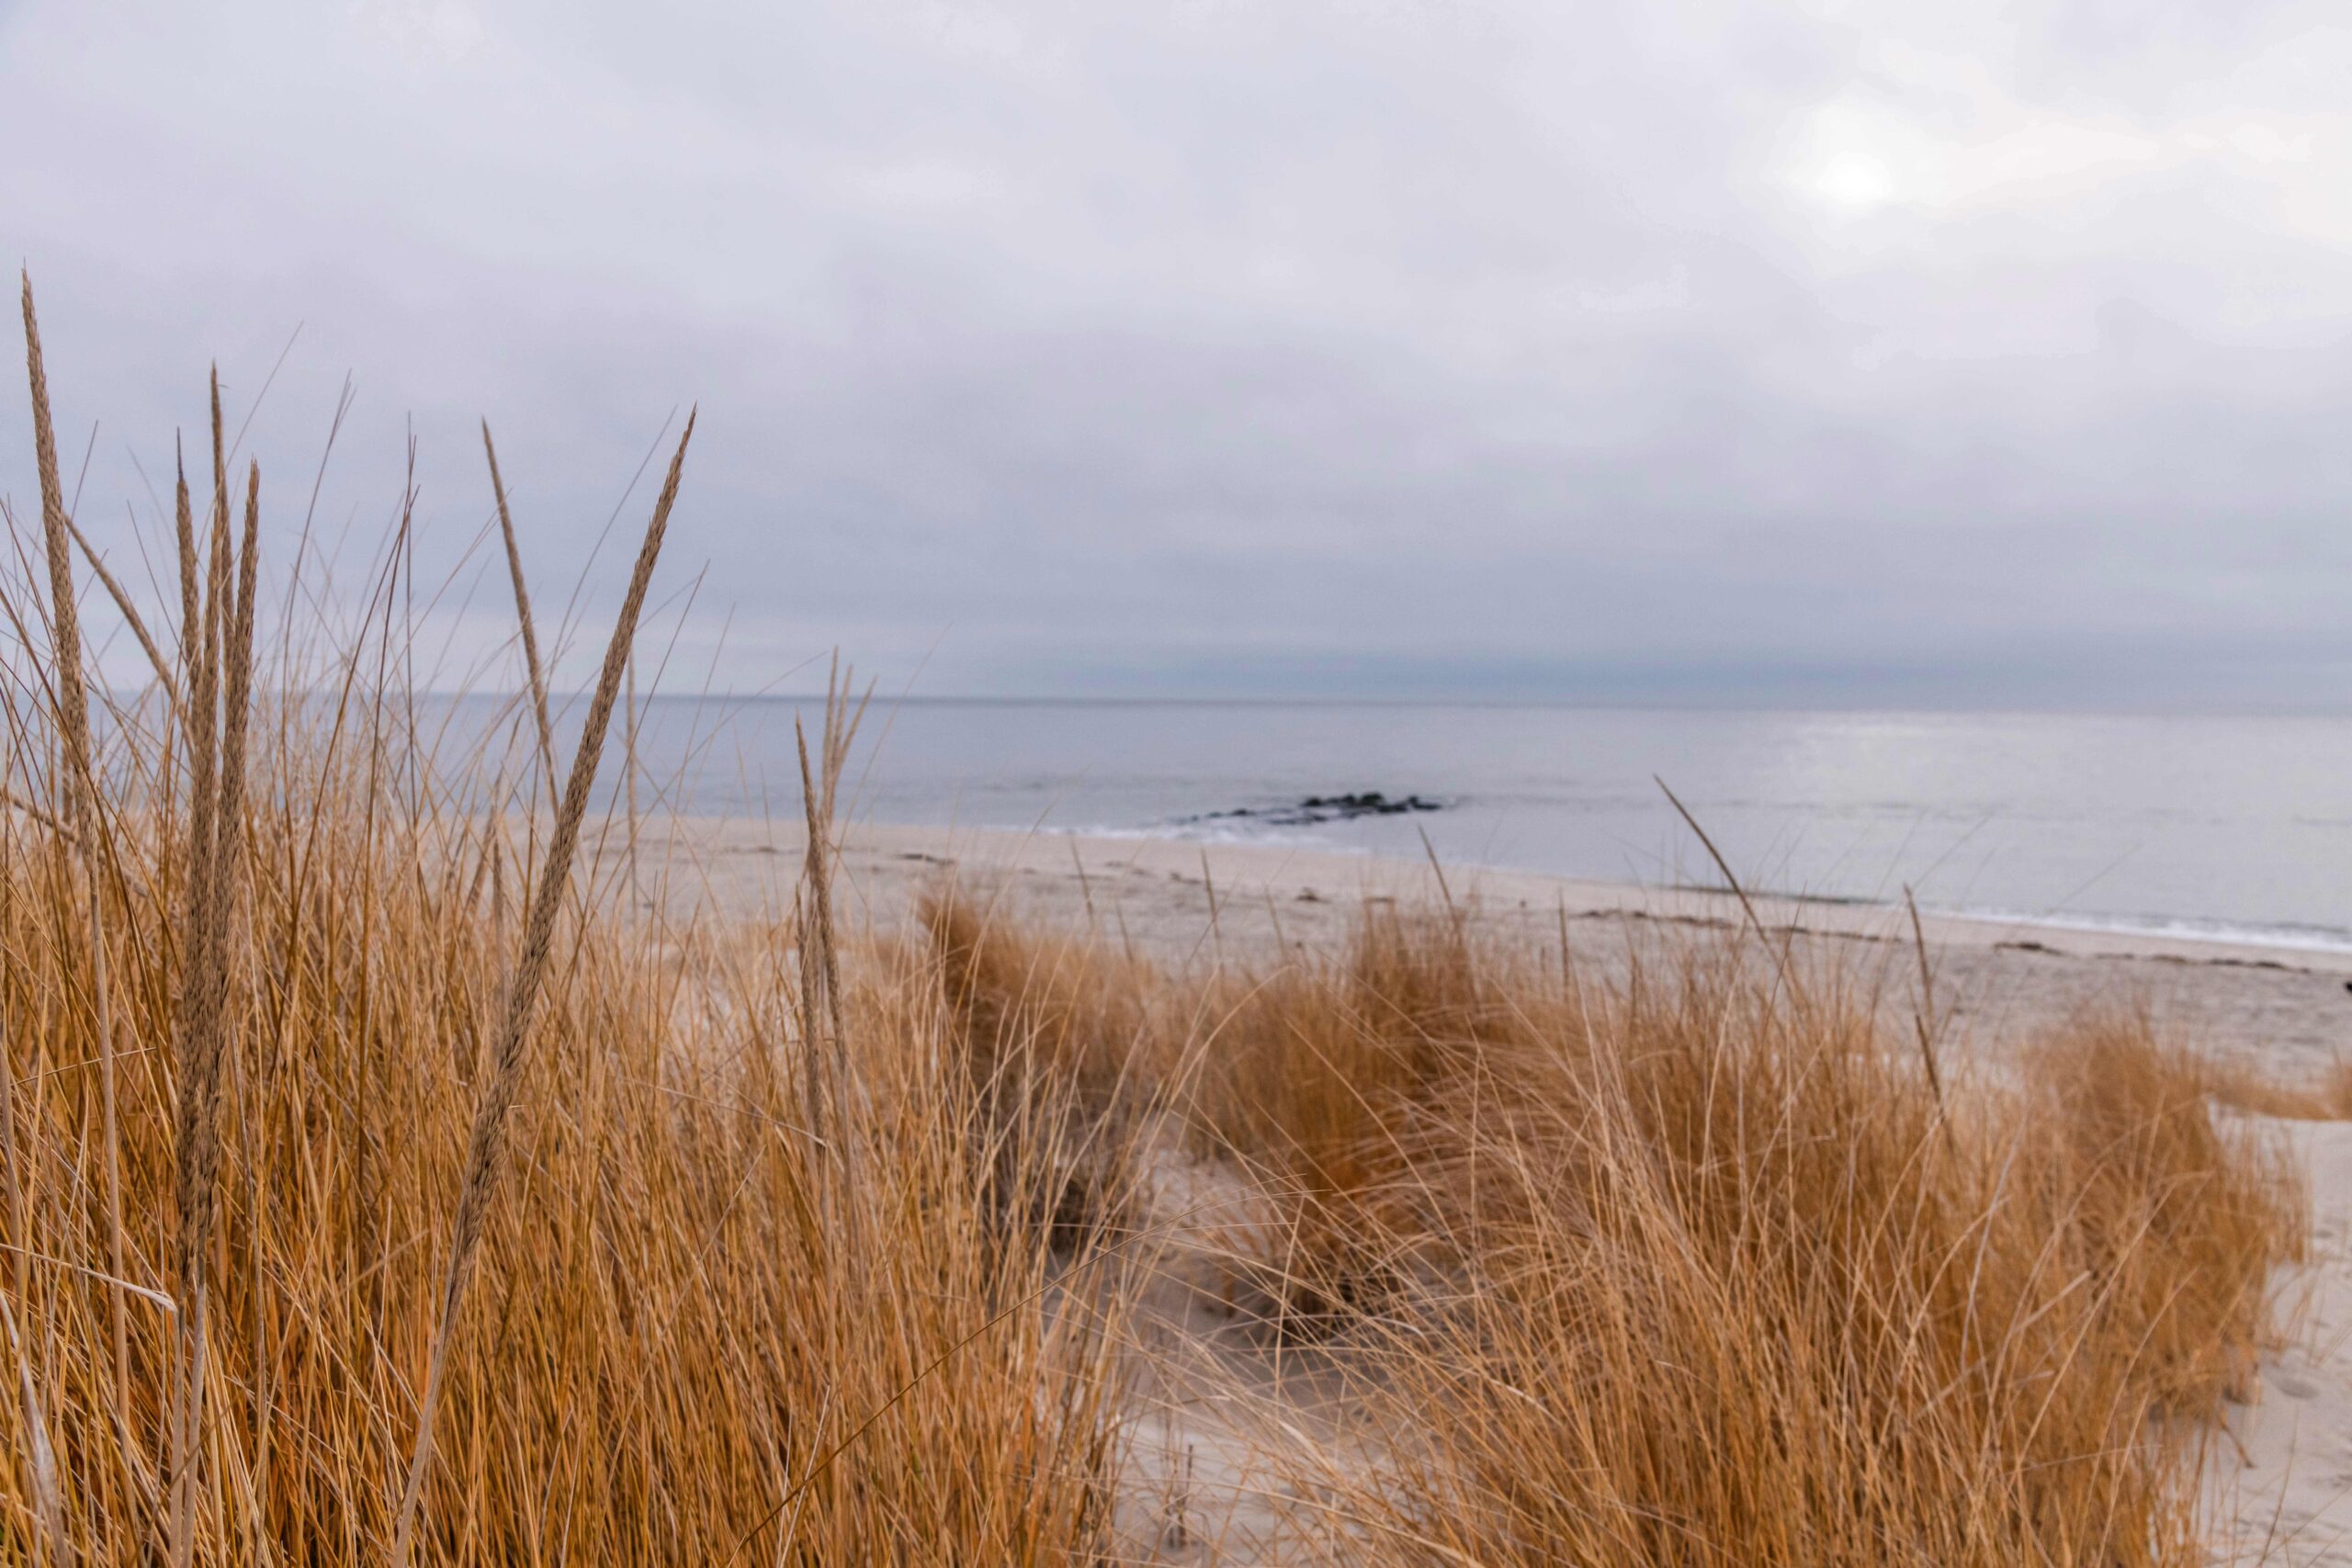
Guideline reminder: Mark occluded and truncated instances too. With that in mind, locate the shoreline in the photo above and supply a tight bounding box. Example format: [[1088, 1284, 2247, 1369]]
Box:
[[641, 814, 2352, 975], [1025, 826, 2352, 961], [626, 816, 2352, 1071]]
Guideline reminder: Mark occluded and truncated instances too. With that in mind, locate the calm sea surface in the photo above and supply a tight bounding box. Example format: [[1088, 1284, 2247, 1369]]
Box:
[[486, 699, 2352, 953]]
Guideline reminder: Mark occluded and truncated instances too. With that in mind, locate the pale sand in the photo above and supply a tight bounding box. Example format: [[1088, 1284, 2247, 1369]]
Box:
[[2207, 1117, 2352, 1565], [616, 815, 2352, 1562]]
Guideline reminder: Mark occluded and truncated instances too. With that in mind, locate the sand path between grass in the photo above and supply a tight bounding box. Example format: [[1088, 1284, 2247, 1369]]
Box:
[[2208, 1120, 2352, 1566]]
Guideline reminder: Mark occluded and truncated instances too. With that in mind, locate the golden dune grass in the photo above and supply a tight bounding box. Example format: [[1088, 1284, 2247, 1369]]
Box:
[[0, 298, 2313, 1562], [0, 296, 1130, 1562], [1188, 915, 2304, 1564]]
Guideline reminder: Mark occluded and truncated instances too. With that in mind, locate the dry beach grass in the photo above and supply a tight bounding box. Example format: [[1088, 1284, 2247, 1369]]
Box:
[[0, 294, 2331, 1562]]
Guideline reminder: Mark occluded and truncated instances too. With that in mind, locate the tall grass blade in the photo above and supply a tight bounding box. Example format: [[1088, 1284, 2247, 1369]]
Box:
[[390, 412, 694, 1566]]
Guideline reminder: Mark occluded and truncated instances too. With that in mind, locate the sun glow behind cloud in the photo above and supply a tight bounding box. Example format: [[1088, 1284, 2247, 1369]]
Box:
[[1783, 96, 2166, 218], [1775, 24, 2352, 260]]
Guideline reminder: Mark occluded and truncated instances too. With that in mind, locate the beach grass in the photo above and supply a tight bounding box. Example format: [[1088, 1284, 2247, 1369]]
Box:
[[0, 297, 2314, 1562], [1193, 919, 2303, 1562]]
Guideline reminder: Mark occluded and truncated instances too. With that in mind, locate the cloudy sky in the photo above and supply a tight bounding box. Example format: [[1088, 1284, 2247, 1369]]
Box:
[[5, 0, 2351, 707]]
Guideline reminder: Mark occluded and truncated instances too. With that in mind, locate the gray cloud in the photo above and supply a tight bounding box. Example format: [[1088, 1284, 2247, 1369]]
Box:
[[5, 0, 2351, 706]]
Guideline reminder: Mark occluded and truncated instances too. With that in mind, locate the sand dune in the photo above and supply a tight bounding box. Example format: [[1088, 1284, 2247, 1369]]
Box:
[[614, 815, 2352, 1562]]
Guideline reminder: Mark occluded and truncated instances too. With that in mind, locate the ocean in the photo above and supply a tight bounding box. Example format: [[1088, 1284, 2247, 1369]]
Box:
[[500, 697, 2352, 953]]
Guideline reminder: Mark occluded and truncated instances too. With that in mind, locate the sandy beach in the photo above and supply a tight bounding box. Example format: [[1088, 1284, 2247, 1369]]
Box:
[[629, 814, 2352, 1076]]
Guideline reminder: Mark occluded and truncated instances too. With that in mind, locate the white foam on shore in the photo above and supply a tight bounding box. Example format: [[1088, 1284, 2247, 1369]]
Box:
[[1042, 820, 1352, 852], [1936, 906, 2352, 957]]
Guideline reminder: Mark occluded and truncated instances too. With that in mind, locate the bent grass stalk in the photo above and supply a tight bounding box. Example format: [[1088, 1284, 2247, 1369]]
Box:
[[389, 412, 694, 1566]]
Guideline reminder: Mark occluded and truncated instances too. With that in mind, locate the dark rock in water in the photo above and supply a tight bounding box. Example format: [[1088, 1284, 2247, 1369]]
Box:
[[1186, 791, 1447, 828], [1300, 791, 1444, 818]]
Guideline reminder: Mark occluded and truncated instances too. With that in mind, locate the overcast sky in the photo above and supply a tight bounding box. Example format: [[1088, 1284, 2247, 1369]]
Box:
[[5, 0, 2352, 707]]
